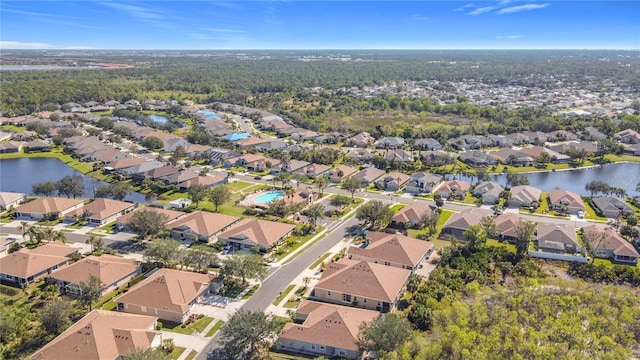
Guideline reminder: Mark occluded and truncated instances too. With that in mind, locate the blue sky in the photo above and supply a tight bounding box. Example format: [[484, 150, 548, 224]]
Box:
[[1, 1, 638, 49]]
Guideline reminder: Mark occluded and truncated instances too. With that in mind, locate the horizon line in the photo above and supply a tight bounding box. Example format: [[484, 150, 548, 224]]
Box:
[[2, 48, 639, 51]]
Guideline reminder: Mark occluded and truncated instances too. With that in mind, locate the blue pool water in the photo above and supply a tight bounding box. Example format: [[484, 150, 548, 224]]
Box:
[[197, 109, 221, 120], [147, 114, 169, 124], [254, 191, 284, 204]]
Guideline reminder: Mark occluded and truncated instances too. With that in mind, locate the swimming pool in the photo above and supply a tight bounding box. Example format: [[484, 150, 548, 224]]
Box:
[[197, 109, 221, 120], [253, 191, 284, 204]]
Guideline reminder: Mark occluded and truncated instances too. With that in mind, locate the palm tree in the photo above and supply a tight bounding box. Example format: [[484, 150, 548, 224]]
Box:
[[314, 176, 328, 196], [19, 221, 31, 242]]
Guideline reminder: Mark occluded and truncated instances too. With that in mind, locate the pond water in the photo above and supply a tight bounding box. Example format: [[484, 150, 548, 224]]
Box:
[[147, 114, 170, 124], [0, 158, 154, 203], [448, 162, 640, 196]]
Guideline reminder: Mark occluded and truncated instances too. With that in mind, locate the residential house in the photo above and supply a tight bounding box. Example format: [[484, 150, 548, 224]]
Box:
[[278, 301, 379, 360], [489, 147, 533, 166], [328, 165, 358, 183], [436, 180, 471, 199], [168, 198, 192, 209], [459, 150, 497, 167], [352, 167, 385, 186], [65, 198, 136, 226], [473, 181, 505, 205], [271, 159, 310, 174], [546, 130, 578, 142], [346, 148, 374, 162], [493, 213, 524, 243], [349, 232, 434, 271], [441, 208, 492, 239], [375, 172, 410, 191], [405, 172, 443, 194], [254, 139, 288, 152], [117, 207, 185, 231], [623, 143, 640, 156], [290, 129, 320, 142], [31, 310, 161, 360], [487, 134, 514, 147], [508, 185, 542, 208], [105, 157, 147, 171], [235, 136, 272, 149], [15, 197, 84, 220], [225, 154, 267, 168], [535, 223, 579, 254], [159, 170, 199, 185], [298, 163, 331, 179], [25, 139, 51, 152], [384, 149, 413, 163], [0, 243, 77, 285], [590, 197, 635, 218], [391, 203, 432, 229], [0, 141, 24, 153], [614, 129, 640, 144], [311, 258, 411, 313], [582, 126, 607, 141], [548, 190, 586, 214], [420, 150, 453, 167], [344, 132, 374, 148], [178, 174, 227, 191], [51, 255, 141, 297], [131, 166, 180, 183], [119, 160, 165, 178], [581, 225, 639, 265], [413, 138, 442, 151], [115, 269, 215, 323], [217, 219, 296, 252], [167, 211, 241, 243], [0, 191, 27, 210], [549, 141, 598, 156], [374, 137, 405, 149]]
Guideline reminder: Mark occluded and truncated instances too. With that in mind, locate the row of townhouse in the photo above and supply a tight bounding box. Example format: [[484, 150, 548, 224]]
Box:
[[440, 208, 639, 264], [278, 231, 434, 359]]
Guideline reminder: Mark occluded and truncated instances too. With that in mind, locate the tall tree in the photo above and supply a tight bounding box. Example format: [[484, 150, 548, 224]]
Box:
[[304, 203, 324, 228], [434, 192, 445, 208], [39, 299, 72, 335], [314, 175, 329, 196], [209, 185, 231, 212], [221, 254, 267, 285], [145, 238, 181, 264], [582, 228, 610, 264], [515, 219, 536, 259], [141, 136, 164, 151], [126, 209, 169, 239], [187, 184, 209, 207], [357, 313, 412, 355], [463, 225, 488, 251], [184, 244, 217, 271], [219, 310, 279, 359], [341, 176, 363, 201], [356, 200, 393, 230], [32, 181, 57, 196], [56, 175, 85, 198], [78, 275, 105, 311]]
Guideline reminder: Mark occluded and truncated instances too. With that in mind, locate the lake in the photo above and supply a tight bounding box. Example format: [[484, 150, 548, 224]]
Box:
[[0, 158, 154, 203], [450, 162, 640, 196]]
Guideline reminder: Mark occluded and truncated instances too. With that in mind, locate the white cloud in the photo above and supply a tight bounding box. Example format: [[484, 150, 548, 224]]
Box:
[[99, 2, 163, 20], [0, 41, 91, 50], [497, 3, 549, 15], [468, 6, 496, 15], [205, 28, 247, 33], [496, 35, 523, 39]]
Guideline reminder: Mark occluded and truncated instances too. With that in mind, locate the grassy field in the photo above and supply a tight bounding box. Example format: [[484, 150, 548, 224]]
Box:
[[162, 316, 214, 335], [584, 200, 609, 221], [168, 346, 186, 360], [486, 238, 517, 253]]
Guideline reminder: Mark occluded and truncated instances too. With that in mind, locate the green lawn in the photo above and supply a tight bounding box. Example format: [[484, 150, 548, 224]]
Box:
[[205, 320, 224, 337], [390, 204, 405, 213], [241, 284, 259, 300], [184, 350, 198, 360], [162, 316, 214, 335], [584, 200, 609, 221], [273, 284, 295, 306], [168, 346, 186, 360], [275, 226, 326, 262], [407, 209, 454, 242], [309, 252, 331, 270], [486, 238, 516, 253], [0, 124, 24, 132]]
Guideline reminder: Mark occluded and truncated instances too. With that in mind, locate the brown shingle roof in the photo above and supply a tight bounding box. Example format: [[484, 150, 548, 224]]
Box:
[[391, 203, 432, 224], [217, 219, 295, 247], [16, 197, 84, 215], [0, 244, 75, 278], [537, 223, 578, 248], [442, 208, 492, 231], [114, 269, 214, 314], [493, 213, 523, 238], [352, 232, 433, 268], [51, 255, 139, 286], [31, 310, 158, 360], [279, 301, 379, 352], [582, 225, 640, 258], [315, 259, 410, 302], [118, 207, 185, 225], [66, 198, 135, 221], [510, 185, 542, 204], [166, 211, 240, 236], [548, 190, 586, 211], [107, 157, 146, 170]]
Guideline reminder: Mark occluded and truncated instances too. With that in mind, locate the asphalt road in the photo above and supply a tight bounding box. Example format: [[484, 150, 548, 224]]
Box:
[[198, 213, 361, 360]]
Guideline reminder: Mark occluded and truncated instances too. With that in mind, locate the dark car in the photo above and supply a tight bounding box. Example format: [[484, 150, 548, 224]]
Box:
[[254, 176, 262, 180]]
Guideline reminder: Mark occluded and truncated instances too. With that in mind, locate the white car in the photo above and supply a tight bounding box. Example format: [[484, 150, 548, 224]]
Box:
[[577, 211, 585, 219]]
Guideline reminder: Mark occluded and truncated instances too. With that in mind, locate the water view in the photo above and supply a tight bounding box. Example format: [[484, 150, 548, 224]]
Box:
[[0, 158, 154, 203], [483, 162, 640, 196], [197, 109, 221, 120], [147, 114, 170, 124]]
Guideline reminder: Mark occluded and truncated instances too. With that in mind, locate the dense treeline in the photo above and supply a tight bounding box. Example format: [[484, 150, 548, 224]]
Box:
[[1, 50, 638, 116]]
